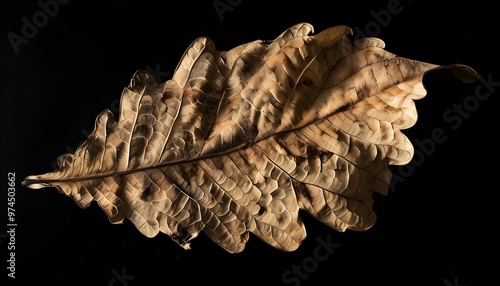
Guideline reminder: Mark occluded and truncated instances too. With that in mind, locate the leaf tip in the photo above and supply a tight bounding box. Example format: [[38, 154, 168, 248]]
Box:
[[428, 63, 481, 84]]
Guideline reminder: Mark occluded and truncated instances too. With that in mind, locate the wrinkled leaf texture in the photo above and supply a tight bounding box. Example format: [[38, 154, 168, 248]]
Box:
[[23, 23, 478, 253]]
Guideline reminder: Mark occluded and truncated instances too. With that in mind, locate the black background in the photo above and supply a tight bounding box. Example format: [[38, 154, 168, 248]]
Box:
[[1, 1, 498, 285]]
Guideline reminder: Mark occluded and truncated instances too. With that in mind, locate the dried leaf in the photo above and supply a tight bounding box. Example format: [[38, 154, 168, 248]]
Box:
[[23, 23, 479, 253]]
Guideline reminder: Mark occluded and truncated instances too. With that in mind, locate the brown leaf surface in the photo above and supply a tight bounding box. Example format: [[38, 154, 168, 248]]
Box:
[[23, 23, 479, 253]]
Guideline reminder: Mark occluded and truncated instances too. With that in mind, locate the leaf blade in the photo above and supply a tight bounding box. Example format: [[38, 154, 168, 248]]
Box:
[[23, 23, 479, 252]]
